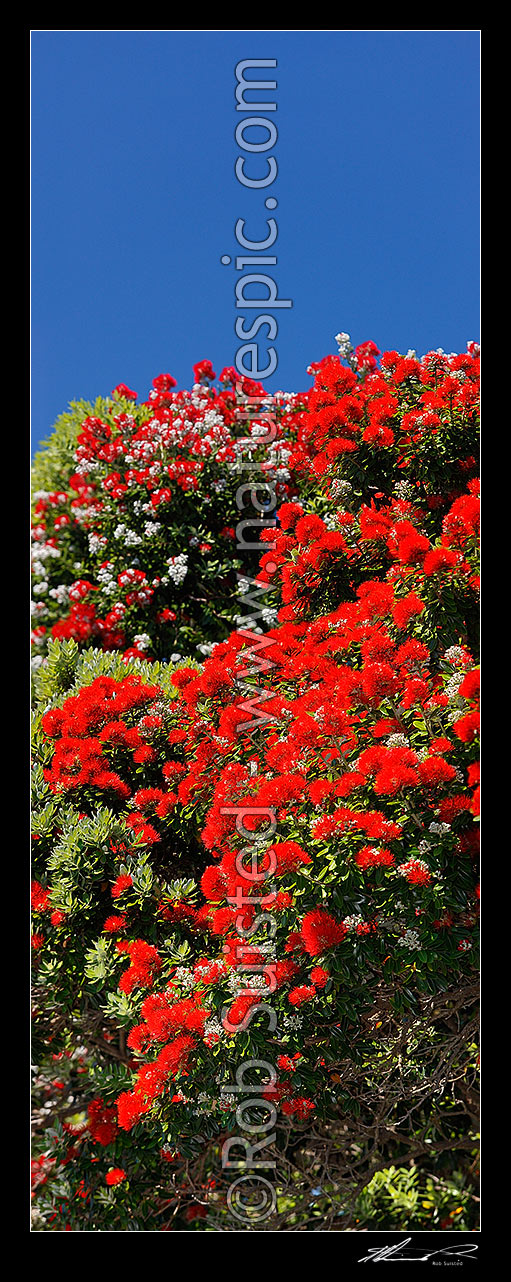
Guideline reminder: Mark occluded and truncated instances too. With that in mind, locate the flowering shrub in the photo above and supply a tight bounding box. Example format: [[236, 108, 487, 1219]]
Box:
[[31, 366, 302, 667], [31, 338, 479, 1232]]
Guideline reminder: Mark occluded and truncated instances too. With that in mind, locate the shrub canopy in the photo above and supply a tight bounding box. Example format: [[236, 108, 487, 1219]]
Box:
[[31, 341, 479, 1232]]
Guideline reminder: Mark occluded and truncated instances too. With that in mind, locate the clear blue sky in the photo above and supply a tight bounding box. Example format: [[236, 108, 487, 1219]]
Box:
[[31, 30, 480, 452]]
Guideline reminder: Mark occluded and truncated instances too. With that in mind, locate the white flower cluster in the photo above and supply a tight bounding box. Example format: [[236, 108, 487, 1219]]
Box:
[[233, 437, 257, 458], [343, 914, 364, 932], [330, 478, 353, 501], [96, 564, 118, 596], [323, 512, 340, 531], [133, 634, 151, 651], [334, 331, 355, 361], [88, 533, 108, 555], [444, 673, 464, 701], [203, 1017, 224, 1043], [429, 821, 451, 835], [227, 972, 267, 994], [49, 584, 70, 605], [172, 967, 195, 990], [393, 479, 415, 500], [32, 542, 61, 578], [125, 441, 156, 465], [417, 840, 432, 856], [114, 524, 143, 547], [74, 458, 101, 475], [444, 646, 469, 667], [163, 553, 188, 586], [386, 733, 410, 750], [397, 929, 421, 951], [250, 420, 272, 438]]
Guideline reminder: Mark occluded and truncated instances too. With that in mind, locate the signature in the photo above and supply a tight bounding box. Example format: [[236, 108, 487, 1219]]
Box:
[[358, 1238, 478, 1263]]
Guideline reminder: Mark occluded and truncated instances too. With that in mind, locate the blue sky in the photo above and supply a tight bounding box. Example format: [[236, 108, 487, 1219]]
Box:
[[31, 30, 480, 452]]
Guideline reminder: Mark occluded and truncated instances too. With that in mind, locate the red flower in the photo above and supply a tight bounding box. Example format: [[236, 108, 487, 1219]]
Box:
[[355, 845, 395, 871], [310, 966, 329, 988], [453, 710, 480, 743], [88, 1098, 119, 1146], [103, 915, 127, 934], [111, 874, 133, 899], [152, 373, 177, 394], [301, 909, 347, 957], [31, 881, 50, 913], [398, 859, 432, 887], [288, 985, 317, 1006], [392, 591, 425, 630], [112, 384, 137, 400], [193, 360, 216, 383], [458, 668, 480, 700]]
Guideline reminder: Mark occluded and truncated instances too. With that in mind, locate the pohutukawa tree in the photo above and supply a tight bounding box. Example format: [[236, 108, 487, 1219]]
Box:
[[31, 338, 479, 1232]]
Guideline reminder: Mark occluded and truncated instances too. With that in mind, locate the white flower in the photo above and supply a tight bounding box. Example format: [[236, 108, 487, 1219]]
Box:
[[386, 734, 410, 750], [49, 584, 70, 604], [219, 1093, 236, 1109], [165, 554, 188, 586], [88, 534, 107, 554], [343, 914, 364, 931], [444, 646, 469, 667], [418, 840, 432, 856], [397, 929, 421, 951], [203, 1017, 223, 1042], [331, 478, 353, 500]]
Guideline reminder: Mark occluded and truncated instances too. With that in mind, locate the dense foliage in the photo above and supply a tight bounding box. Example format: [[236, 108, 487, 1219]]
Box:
[[31, 364, 300, 666], [31, 338, 480, 1231]]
